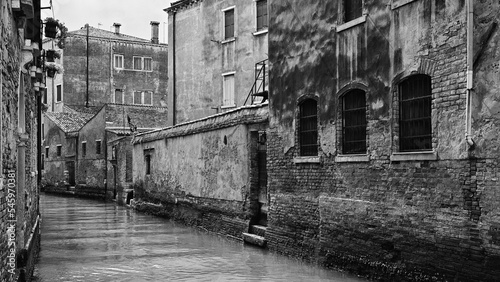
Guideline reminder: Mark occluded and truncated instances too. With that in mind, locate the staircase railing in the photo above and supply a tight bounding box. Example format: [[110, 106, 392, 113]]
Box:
[[244, 59, 268, 105]]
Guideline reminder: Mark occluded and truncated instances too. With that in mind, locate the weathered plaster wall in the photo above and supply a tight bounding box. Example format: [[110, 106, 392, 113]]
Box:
[[105, 104, 169, 129], [168, 0, 268, 123], [76, 108, 106, 198], [106, 134, 133, 204], [132, 105, 268, 237], [61, 34, 168, 109], [267, 0, 499, 280]]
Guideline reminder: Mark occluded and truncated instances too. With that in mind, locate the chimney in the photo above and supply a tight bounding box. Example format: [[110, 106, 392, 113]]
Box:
[[113, 23, 121, 34], [150, 21, 160, 44]]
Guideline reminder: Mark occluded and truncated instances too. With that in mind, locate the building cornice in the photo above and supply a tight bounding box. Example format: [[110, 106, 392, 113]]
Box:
[[165, 0, 203, 14], [67, 33, 168, 48]]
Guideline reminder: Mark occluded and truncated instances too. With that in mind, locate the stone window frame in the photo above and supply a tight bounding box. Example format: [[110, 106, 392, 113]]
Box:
[[293, 94, 321, 164], [390, 71, 437, 161], [133, 90, 154, 106], [56, 144, 62, 157], [114, 54, 124, 69], [81, 141, 87, 157], [222, 6, 236, 43], [222, 71, 236, 109], [335, 82, 370, 163], [254, 0, 268, 35], [336, 0, 367, 33], [96, 139, 102, 155], [132, 56, 153, 72]]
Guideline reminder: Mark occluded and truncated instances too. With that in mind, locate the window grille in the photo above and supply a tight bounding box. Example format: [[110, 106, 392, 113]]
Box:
[[299, 99, 318, 156], [399, 74, 432, 151], [342, 89, 366, 154], [224, 9, 235, 39]]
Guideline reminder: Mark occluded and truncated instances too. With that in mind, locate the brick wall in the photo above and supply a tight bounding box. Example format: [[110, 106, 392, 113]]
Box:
[[267, 0, 500, 280]]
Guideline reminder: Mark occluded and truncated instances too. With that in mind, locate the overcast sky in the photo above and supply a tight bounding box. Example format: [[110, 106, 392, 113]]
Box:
[[41, 0, 176, 43]]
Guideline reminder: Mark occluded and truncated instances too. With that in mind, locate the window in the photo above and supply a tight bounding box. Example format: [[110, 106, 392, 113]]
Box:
[[133, 91, 153, 105], [111, 145, 117, 160], [45, 146, 49, 157], [96, 140, 101, 155], [143, 57, 152, 71], [299, 99, 318, 156], [133, 56, 142, 70], [42, 123, 45, 139], [82, 141, 87, 157], [399, 74, 432, 151], [56, 145, 62, 157], [114, 89, 123, 104], [56, 84, 62, 102], [222, 73, 235, 107], [144, 149, 153, 175], [114, 54, 124, 69], [224, 8, 235, 39], [43, 88, 47, 104], [342, 89, 367, 154], [344, 0, 363, 22], [256, 0, 268, 31], [41, 154, 44, 170]]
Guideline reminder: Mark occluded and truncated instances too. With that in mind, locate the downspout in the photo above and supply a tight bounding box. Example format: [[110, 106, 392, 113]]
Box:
[[172, 11, 176, 125], [86, 23, 89, 108], [465, 0, 475, 148]]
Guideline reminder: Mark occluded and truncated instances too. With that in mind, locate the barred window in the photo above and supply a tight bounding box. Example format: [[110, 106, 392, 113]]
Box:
[[224, 9, 235, 39], [299, 99, 318, 156], [344, 0, 363, 22], [342, 89, 367, 154], [256, 0, 268, 31], [133, 56, 142, 70], [144, 57, 152, 71], [399, 74, 432, 151]]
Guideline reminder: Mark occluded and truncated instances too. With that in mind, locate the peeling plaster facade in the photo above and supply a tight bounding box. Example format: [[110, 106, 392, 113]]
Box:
[[267, 0, 500, 280], [166, 0, 268, 124]]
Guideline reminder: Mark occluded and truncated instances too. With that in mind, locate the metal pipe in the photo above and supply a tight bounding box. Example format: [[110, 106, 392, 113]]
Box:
[[172, 12, 176, 125], [86, 24, 89, 108], [465, 0, 475, 148]]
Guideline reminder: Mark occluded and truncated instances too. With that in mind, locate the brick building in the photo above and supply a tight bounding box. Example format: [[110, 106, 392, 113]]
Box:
[[42, 22, 168, 112], [266, 0, 500, 280], [0, 0, 43, 281], [166, 0, 269, 124]]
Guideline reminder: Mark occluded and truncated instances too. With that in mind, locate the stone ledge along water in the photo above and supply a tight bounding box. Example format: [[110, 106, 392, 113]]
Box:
[[33, 193, 365, 281]]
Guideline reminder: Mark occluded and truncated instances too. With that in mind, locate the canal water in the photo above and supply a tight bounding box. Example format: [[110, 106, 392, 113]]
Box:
[[33, 193, 365, 281]]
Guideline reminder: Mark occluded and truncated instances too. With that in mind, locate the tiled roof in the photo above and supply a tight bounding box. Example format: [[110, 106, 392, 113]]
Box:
[[69, 26, 150, 43], [45, 110, 95, 133]]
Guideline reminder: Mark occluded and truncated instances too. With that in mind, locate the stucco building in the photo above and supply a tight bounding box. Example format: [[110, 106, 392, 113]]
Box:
[[0, 0, 43, 281], [265, 0, 500, 280], [166, 0, 269, 124]]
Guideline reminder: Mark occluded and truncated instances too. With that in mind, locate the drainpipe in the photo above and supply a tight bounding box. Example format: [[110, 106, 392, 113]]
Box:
[[465, 0, 475, 148], [172, 12, 177, 125], [86, 24, 90, 108]]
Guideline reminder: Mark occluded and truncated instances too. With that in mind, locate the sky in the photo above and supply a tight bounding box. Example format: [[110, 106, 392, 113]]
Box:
[[41, 0, 177, 43]]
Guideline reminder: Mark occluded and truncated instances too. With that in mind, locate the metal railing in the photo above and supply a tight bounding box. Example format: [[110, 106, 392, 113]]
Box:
[[244, 59, 268, 105]]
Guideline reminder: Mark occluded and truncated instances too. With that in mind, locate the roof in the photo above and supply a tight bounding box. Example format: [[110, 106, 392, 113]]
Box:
[[165, 0, 203, 13], [45, 107, 96, 133], [68, 25, 150, 43]]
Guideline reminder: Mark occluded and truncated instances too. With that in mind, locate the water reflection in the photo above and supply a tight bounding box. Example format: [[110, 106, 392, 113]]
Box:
[[34, 193, 365, 281]]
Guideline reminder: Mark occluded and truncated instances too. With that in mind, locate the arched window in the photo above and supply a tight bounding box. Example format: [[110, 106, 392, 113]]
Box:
[[399, 74, 432, 151], [299, 99, 318, 156], [342, 89, 366, 154]]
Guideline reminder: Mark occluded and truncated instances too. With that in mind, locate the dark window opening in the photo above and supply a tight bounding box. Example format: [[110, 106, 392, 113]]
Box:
[[224, 9, 235, 39], [256, 0, 268, 30], [145, 154, 151, 175], [82, 142, 87, 157], [96, 140, 101, 155], [299, 99, 318, 156], [399, 74, 432, 151], [45, 147, 49, 157], [114, 89, 123, 104], [344, 0, 363, 22], [56, 145, 62, 157], [56, 85, 62, 102], [342, 89, 367, 154]]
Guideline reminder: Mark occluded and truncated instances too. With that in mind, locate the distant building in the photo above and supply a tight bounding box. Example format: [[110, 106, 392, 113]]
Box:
[[165, 0, 269, 124], [42, 22, 168, 112], [0, 0, 43, 281]]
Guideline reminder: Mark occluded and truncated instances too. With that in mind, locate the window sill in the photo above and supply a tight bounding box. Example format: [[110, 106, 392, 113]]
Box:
[[335, 154, 369, 163], [391, 0, 419, 10], [221, 37, 236, 44], [336, 15, 367, 33], [293, 156, 321, 164], [221, 104, 236, 109], [253, 29, 268, 36], [390, 151, 437, 161]]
